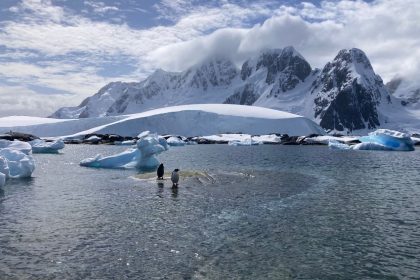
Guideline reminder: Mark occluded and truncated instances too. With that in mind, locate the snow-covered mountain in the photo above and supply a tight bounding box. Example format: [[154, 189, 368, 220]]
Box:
[[310, 48, 392, 131], [51, 46, 419, 133], [386, 77, 420, 109]]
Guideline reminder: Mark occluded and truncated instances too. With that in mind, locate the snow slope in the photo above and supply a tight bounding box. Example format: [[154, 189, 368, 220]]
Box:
[[1, 104, 325, 137]]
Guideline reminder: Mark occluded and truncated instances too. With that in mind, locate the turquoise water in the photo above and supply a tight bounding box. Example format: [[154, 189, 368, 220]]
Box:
[[0, 144, 419, 279]]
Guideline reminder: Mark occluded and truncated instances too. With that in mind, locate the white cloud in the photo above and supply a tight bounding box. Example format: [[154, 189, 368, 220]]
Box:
[[150, 0, 420, 83], [0, 85, 74, 117], [84, 1, 119, 14]]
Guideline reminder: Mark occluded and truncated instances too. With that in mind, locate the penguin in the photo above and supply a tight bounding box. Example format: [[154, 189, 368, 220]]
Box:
[[157, 163, 164, 180], [171, 169, 180, 187]]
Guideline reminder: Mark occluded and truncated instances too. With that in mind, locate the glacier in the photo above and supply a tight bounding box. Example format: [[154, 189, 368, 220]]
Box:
[[80, 132, 167, 170], [0, 104, 325, 138]]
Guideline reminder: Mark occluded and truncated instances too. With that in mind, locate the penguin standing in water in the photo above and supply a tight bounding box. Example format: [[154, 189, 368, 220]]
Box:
[[171, 169, 180, 188], [157, 163, 164, 180]]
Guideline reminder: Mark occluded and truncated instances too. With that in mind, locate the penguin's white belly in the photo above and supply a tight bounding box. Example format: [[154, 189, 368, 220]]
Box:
[[171, 172, 179, 183]]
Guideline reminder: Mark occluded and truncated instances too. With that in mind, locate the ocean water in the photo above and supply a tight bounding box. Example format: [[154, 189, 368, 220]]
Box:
[[0, 144, 419, 279]]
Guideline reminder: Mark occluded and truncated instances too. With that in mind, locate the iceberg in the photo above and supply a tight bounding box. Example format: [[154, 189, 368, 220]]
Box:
[[329, 129, 415, 151], [166, 136, 186, 146], [0, 139, 32, 155], [358, 129, 414, 151], [228, 137, 260, 146], [80, 132, 167, 170], [0, 148, 35, 179], [29, 139, 65, 153], [0, 172, 5, 187]]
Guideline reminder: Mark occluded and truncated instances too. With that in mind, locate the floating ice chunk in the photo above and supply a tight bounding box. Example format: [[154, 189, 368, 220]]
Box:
[[0, 148, 35, 178], [228, 138, 260, 146], [30, 139, 65, 153], [137, 131, 151, 139], [0, 156, 10, 178], [86, 135, 101, 142], [158, 136, 169, 150], [351, 142, 392, 151], [359, 129, 414, 151], [0, 172, 5, 187], [166, 136, 185, 146], [114, 140, 136, 146], [252, 134, 281, 144], [80, 132, 167, 170], [329, 129, 415, 151], [0, 139, 32, 155], [328, 140, 352, 150]]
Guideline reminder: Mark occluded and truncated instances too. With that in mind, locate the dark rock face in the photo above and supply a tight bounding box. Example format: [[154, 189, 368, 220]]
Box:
[[182, 58, 237, 90], [0, 132, 39, 141], [224, 84, 259, 105], [312, 48, 387, 132], [386, 77, 403, 95]]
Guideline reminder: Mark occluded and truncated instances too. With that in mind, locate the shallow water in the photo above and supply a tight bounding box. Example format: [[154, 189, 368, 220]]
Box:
[[0, 144, 419, 279]]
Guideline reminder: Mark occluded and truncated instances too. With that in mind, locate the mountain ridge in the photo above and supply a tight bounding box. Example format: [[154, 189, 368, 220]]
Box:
[[50, 46, 419, 133]]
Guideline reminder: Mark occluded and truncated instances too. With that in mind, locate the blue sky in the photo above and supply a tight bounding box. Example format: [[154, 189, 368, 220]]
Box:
[[0, 0, 418, 116]]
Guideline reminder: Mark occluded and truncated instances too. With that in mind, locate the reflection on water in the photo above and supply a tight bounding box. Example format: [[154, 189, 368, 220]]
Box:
[[0, 144, 419, 279]]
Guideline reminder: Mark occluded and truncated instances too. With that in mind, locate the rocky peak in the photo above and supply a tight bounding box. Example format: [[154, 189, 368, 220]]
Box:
[[181, 57, 238, 90], [311, 48, 390, 132]]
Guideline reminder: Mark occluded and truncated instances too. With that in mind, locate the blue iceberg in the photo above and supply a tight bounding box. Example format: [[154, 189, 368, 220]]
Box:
[[329, 129, 415, 151], [80, 132, 167, 170]]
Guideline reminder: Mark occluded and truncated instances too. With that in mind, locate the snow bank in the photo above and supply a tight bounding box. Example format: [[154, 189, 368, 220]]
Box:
[[329, 129, 415, 151], [80, 132, 166, 170], [30, 139, 65, 153]]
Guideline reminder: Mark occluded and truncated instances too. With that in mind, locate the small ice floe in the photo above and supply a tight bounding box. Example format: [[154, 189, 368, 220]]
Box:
[[166, 136, 186, 146], [0, 139, 32, 155], [328, 129, 415, 151], [0, 139, 36, 186], [0, 148, 35, 180], [228, 137, 261, 146], [80, 131, 167, 170], [114, 140, 136, 146], [29, 139, 65, 153]]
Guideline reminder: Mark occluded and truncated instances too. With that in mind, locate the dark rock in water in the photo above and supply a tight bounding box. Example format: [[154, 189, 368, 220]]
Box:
[[0, 132, 39, 141]]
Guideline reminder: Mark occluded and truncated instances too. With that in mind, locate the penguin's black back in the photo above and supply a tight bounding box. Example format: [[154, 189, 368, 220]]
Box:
[[157, 164, 164, 177]]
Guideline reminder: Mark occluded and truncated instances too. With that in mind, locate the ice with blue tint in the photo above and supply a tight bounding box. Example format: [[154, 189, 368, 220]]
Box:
[[166, 136, 186, 146], [329, 129, 415, 151], [228, 138, 260, 146], [0, 139, 32, 155], [0, 140, 36, 185], [358, 129, 414, 151], [30, 139, 65, 153], [80, 132, 167, 170], [328, 140, 352, 150], [0, 148, 35, 179]]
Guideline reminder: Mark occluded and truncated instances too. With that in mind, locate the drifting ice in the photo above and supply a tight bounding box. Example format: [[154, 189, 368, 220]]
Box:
[[0, 140, 36, 181], [329, 129, 415, 151], [30, 139, 65, 153], [80, 132, 167, 170]]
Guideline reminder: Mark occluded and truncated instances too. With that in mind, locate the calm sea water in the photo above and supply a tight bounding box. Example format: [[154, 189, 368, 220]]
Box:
[[0, 144, 419, 279]]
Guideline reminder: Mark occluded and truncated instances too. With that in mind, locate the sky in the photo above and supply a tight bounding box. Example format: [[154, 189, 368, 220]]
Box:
[[0, 0, 419, 117]]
